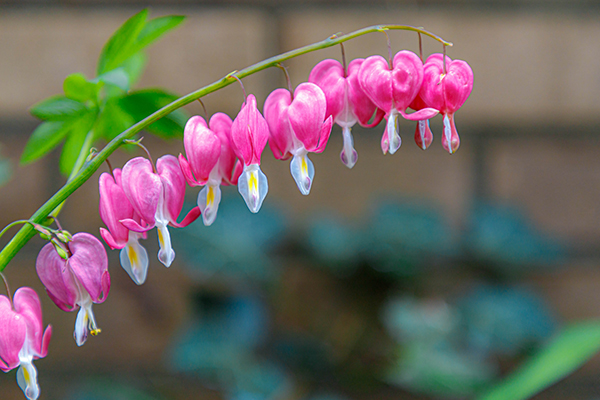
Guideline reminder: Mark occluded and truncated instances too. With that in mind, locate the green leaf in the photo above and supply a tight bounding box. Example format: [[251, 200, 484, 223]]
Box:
[[20, 121, 71, 164], [477, 320, 600, 400], [59, 128, 87, 176], [63, 73, 102, 102], [118, 89, 187, 139], [58, 111, 97, 175], [30, 95, 86, 121], [96, 9, 148, 75], [132, 15, 185, 54], [95, 99, 136, 141], [94, 68, 130, 92], [120, 52, 147, 88]]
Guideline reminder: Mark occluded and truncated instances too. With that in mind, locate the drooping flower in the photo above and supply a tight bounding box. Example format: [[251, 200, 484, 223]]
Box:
[[309, 58, 384, 168], [358, 50, 438, 154], [179, 113, 242, 226], [230, 94, 270, 213], [99, 169, 149, 285], [0, 287, 51, 400], [264, 82, 333, 195], [119, 155, 200, 267], [36, 232, 108, 346], [419, 53, 474, 154]]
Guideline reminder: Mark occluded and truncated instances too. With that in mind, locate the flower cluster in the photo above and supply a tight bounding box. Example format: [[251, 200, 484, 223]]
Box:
[[93, 49, 472, 285], [1, 46, 472, 400]]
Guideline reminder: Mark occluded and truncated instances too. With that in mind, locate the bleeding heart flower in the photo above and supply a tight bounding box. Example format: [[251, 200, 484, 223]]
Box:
[[230, 94, 269, 213], [98, 169, 149, 285], [309, 58, 384, 168], [36, 232, 109, 346], [0, 287, 51, 400], [419, 53, 473, 154], [264, 82, 333, 195], [179, 113, 242, 225], [358, 50, 438, 154], [120, 155, 200, 268]]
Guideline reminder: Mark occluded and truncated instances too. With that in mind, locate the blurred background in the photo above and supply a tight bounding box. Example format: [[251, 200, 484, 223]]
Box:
[[1, 0, 600, 399]]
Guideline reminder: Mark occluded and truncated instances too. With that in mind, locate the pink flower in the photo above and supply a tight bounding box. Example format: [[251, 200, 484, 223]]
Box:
[[0, 287, 51, 400], [36, 232, 109, 346], [264, 82, 333, 195], [309, 58, 384, 168], [230, 94, 269, 213], [179, 113, 242, 225], [358, 50, 438, 154], [98, 169, 149, 285], [419, 53, 473, 154], [120, 155, 200, 267]]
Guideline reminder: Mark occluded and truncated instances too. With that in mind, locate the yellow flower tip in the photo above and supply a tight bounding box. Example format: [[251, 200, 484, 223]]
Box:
[[90, 328, 101, 336]]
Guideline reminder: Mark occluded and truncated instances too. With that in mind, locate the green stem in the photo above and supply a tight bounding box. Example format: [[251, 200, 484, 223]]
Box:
[[0, 24, 451, 272]]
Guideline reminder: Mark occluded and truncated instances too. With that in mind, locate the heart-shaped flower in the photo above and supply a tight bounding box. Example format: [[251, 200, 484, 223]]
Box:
[[419, 53, 473, 154], [36, 232, 109, 346], [359, 50, 438, 154], [230, 94, 270, 213], [264, 82, 332, 195], [309, 58, 384, 168]]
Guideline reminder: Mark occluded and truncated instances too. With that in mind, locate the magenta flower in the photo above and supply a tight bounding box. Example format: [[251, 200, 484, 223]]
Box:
[[36, 232, 109, 346], [264, 82, 333, 195], [179, 113, 242, 225], [0, 287, 51, 400], [358, 50, 438, 154], [230, 94, 269, 213], [120, 155, 200, 267], [419, 53, 474, 154], [99, 169, 149, 285], [309, 58, 384, 168]]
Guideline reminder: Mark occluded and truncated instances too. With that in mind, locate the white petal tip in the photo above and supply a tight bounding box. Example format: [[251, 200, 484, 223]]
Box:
[[238, 165, 268, 213]]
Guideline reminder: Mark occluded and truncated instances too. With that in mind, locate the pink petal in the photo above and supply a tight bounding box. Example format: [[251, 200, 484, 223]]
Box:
[[12, 287, 49, 358], [420, 53, 473, 114], [441, 113, 461, 154], [183, 116, 220, 184], [157, 155, 186, 224], [390, 50, 424, 110], [120, 218, 154, 233], [442, 60, 474, 112], [288, 83, 329, 152], [99, 227, 123, 250], [264, 88, 293, 160], [313, 115, 333, 154], [0, 295, 26, 371], [358, 55, 393, 112], [209, 113, 237, 182], [231, 95, 269, 165], [347, 58, 384, 127], [98, 171, 132, 248], [170, 206, 201, 228], [414, 119, 433, 150], [399, 107, 439, 121], [228, 159, 243, 185], [308, 59, 346, 121], [68, 233, 109, 304], [36, 243, 77, 311], [178, 154, 201, 187], [121, 157, 162, 225]]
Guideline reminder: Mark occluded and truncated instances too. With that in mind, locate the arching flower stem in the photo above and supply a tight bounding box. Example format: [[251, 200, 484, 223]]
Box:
[[0, 24, 452, 272]]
